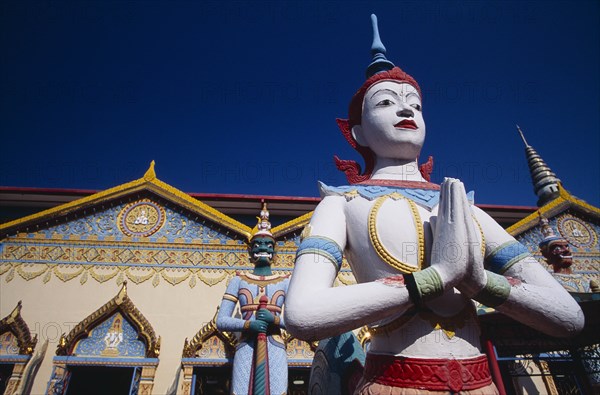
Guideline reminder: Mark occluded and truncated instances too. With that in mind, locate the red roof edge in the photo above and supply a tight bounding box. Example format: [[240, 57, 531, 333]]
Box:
[[0, 186, 321, 204]]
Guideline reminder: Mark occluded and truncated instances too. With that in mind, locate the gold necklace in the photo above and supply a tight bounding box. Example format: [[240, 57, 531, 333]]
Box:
[[368, 194, 424, 273], [472, 214, 486, 258]]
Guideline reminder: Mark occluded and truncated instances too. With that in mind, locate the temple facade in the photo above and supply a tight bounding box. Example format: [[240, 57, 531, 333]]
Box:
[[0, 136, 598, 394]]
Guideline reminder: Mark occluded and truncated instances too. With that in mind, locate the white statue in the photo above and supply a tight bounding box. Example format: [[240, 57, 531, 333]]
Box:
[[284, 15, 583, 394]]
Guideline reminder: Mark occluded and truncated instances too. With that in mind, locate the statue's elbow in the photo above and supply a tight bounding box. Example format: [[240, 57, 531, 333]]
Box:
[[566, 307, 585, 336], [283, 305, 316, 342], [553, 305, 585, 338]]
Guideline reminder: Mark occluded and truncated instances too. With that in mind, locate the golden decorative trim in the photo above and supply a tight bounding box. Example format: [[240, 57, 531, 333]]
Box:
[[56, 281, 160, 358], [281, 330, 318, 352], [536, 359, 559, 395], [1, 262, 294, 288], [0, 161, 252, 240], [126, 269, 156, 284], [356, 326, 371, 347], [271, 212, 313, 238], [53, 266, 85, 282], [89, 266, 120, 283], [368, 195, 424, 273], [144, 160, 157, 181], [160, 270, 191, 286], [0, 263, 11, 276], [221, 294, 238, 303], [197, 270, 230, 287], [182, 308, 236, 358], [472, 215, 486, 258], [507, 184, 600, 236], [117, 198, 166, 237], [336, 271, 357, 285], [16, 265, 48, 281], [0, 301, 38, 355]]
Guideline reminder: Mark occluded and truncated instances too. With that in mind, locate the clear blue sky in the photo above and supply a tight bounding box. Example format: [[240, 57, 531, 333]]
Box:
[[1, 1, 598, 207]]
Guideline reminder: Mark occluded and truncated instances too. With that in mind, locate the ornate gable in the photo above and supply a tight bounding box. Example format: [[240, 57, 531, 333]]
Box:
[[182, 309, 236, 362], [56, 282, 160, 358], [282, 331, 317, 366], [0, 163, 319, 287], [0, 162, 252, 240], [0, 301, 37, 356], [507, 184, 600, 236], [508, 186, 600, 293]]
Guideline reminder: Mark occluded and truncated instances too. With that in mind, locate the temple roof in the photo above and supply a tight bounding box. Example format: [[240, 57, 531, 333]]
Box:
[[507, 183, 600, 236], [0, 162, 310, 240]]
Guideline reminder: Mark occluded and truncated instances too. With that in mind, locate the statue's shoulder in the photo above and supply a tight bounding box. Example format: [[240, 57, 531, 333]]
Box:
[[319, 180, 448, 210], [318, 180, 474, 210]]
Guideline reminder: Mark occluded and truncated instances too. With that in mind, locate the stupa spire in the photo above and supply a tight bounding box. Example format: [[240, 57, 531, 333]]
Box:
[[517, 126, 560, 206], [516, 124, 529, 146]]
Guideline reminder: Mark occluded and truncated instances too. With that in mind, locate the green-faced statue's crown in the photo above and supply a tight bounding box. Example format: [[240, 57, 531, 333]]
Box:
[[249, 202, 273, 240]]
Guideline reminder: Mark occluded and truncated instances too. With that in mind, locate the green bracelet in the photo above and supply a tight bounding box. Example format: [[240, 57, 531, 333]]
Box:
[[405, 267, 444, 306], [473, 271, 511, 307]]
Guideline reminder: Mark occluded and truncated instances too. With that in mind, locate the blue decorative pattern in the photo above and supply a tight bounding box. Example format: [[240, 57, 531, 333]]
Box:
[[297, 236, 343, 270], [74, 313, 145, 357], [31, 201, 233, 244], [319, 182, 475, 210], [514, 212, 599, 290], [485, 241, 531, 274]]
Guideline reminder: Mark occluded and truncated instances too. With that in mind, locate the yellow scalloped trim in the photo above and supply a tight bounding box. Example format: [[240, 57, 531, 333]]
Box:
[[89, 266, 120, 283], [161, 270, 191, 286], [197, 270, 229, 287], [0, 262, 277, 287], [0, 263, 13, 276], [126, 268, 156, 284], [53, 266, 85, 282], [16, 264, 48, 281]]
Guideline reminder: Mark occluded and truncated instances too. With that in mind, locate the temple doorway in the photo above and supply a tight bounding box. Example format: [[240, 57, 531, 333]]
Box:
[[65, 366, 139, 395], [288, 367, 310, 395], [192, 366, 230, 395], [0, 363, 14, 394]]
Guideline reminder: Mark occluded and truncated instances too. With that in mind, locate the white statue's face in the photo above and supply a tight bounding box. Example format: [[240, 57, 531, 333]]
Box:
[[352, 81, 425, 160]]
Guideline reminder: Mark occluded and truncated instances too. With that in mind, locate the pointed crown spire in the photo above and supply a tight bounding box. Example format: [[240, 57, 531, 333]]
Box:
[[517, 126, 560, 207], [366, 14, 395, 77], [250, 202, 273, 240], [350, 14, 422, 128], [538, 214, 562, 248]]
